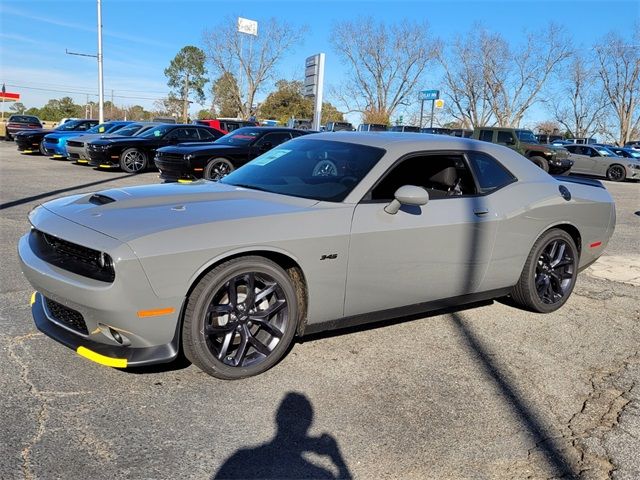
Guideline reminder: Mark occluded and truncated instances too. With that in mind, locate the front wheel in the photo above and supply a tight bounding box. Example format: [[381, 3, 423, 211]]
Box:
[[606, 164, 626, 182], [204, 158, 234, 181], [119, 148, 147, 173], [39, 140, 47, 155], [530, 156, 549, 172], [511, 229, 578, 313], [182, 256, 300, 379]]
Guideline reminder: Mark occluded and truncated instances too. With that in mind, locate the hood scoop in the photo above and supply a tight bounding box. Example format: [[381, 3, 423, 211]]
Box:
[[89, 193, 116, 205]]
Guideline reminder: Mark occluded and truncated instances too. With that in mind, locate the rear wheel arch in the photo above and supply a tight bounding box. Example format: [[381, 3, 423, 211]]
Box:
[[534, 223, 582, 259]]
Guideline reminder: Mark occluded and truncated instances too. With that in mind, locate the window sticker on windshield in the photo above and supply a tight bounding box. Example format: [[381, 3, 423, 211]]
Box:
[[99, 127, 105, 132], [154, 130, 161, 137], [253, 149, 290, 166]]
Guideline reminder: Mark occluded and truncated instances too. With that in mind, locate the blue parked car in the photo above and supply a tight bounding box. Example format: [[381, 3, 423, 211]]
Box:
[[42, 119, 122, 159]]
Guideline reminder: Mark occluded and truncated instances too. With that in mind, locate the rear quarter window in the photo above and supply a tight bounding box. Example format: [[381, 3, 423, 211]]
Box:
[[467, 151, 517, 193]]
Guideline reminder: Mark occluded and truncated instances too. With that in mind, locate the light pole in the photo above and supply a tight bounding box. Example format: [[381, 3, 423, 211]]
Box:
[[66, 0, 104, 122]]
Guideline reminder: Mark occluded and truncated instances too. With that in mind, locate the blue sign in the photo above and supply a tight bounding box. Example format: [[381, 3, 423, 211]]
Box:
[[420, 89, 440, 101]]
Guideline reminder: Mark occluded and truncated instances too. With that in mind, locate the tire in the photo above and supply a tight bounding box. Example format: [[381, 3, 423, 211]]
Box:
[[39, 140, 47, 156], [119, 148, 147, 173], [203, 158, 234, 181], [511, 229, 578, 313], [182, 256, 300, 379], [530, 155, 549, 172], [606, 164, 626, 182]]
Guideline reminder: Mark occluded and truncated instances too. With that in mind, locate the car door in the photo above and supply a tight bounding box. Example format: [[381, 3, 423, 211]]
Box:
[[343, 152, 500, 317], [250, 132, 293, 160], [565, 145, 590, 174]]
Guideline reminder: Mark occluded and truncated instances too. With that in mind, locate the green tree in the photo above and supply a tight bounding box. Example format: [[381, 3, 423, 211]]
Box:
[[259, 80, 344, 125], [38, 97, 83, 121], [197, 109, 212, 119], [164, 45, 208, 123], [211, 73, 240, 117], [25, 107, 41, 117], [9, 102, 26, 114]]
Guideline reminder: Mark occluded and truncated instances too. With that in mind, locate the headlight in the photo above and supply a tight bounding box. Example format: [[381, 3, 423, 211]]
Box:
[[628, 163, 640, 170], [185, 154, 195, 162]]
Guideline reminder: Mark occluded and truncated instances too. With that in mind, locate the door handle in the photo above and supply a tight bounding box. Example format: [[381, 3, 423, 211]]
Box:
[[473, 208, 489, 216]]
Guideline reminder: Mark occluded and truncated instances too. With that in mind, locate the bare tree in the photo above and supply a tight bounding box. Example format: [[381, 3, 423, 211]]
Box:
[[203, 17, 307, 119], [483, 24, 572, 127], [331, 18, 439, 125], [594, 29, 640, 145], [437, 27, 495, 128], [551, 54, 608, 138]]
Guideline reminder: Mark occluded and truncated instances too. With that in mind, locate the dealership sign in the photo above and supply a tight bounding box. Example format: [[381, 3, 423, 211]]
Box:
[[0, 92, 20, 101], [237, 17, 258, 36]]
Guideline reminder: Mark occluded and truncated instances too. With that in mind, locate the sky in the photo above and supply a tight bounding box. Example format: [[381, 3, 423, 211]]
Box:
[[0, 0, 638, 127]]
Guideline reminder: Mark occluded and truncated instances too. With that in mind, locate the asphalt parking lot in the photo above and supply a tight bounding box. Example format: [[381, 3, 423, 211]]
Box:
[[1, 141, 638, 480]]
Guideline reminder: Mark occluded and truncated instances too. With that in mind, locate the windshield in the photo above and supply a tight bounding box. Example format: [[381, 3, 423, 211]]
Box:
[[55, 120, 84, 131], [86, 122, 116, 134], [220, 139, 386, 202], [627, 150, 640, 158], [9, 115, 39, 123], [114, 124, 144, 136], [515, 130, 539, 143], [139, 125, 174, 138], [214, 128, 262, 145]]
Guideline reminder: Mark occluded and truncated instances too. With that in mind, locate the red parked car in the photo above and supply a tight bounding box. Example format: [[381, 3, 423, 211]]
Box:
[[195, 118, 258, 134], [5, 115, 43, 140]]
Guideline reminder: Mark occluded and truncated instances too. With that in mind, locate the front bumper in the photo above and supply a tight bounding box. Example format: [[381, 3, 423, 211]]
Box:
[[16, 138, 42, 153], [625, 165, 640, 179], [87, 148, 119, 167], [548, 157, 573, 174], [66, 144, 89, 162], [43, 141, 69, 159], [18, 216, 184, 367]]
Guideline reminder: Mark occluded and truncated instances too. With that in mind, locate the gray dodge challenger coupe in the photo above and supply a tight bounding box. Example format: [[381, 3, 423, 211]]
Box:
[[19, 133, 615, 379]]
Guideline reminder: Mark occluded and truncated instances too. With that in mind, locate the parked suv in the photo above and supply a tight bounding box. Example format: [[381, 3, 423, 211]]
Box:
[[195, 119, 258, 134], [325, 121, 354, 132], [473, 127, 573, 174]]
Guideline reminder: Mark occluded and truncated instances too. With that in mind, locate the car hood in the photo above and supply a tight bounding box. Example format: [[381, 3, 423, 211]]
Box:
[[38, 180, 319, 242], [91, 137, 150, 146], [45, 131, 89, 139], [16, 128, 54, 137]]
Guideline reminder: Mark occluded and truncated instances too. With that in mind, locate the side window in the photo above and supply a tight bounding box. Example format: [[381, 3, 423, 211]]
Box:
[[466, 151, 516, 193], [479, 130, 493, 142], [225, 122, 240, 132], [255, 132, 293, 148], [496, 131, 514, 145], [564, 145, 577, 154], [197, 129, 216, 140], [370, 154, 477, 201]]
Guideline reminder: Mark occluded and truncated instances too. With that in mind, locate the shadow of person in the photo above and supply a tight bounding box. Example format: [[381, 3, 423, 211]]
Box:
[[213, 392, 352, 479]]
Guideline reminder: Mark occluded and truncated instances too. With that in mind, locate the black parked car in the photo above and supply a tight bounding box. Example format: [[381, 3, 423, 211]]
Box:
[[155, 127, 310, 181], [14, 119, 99, 155], [5, 115, 43, 140], [86, 124, 223, 173]]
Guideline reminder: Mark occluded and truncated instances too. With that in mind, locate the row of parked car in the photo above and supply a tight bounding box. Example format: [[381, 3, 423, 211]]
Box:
[[8, 115, 640, 183]]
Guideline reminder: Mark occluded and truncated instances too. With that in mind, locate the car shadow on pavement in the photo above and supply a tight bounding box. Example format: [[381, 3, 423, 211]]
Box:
[[213, 392, 352, 479], [0, 173, 140, 210]]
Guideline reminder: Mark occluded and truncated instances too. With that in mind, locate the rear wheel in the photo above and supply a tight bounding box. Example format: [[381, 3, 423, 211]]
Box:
[[203, 158, 234, 181], [530, 155, 549, 172], [182, 256, 300, 379], [606, 164, 626, 182], [120, 148, 147, 173], [511, 229, 578, 313]]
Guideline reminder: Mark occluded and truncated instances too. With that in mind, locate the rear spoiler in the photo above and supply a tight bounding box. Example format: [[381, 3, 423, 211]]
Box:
[[553, 175, 605, 189]]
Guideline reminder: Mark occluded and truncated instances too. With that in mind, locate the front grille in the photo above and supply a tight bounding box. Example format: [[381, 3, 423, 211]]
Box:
[[45, 297, 88, 335], [30, 229, 115, 282], [155, 153, 185, 165], [45, 137, 59, 144], [67, 140, 84, 147]]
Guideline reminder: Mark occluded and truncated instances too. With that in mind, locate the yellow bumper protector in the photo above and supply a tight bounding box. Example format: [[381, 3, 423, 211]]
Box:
[[99, 164, 113, 168], [177, 179, 193, 184], [23, 150, 34, 154], [76, 346, 127, 368], [52, 155, 65, 159], [77, 159, 88, 164], [30, 292, 37, 305]]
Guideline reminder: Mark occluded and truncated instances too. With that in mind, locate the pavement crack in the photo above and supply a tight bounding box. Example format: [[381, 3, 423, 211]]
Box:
[[7, 332, 93, 480]]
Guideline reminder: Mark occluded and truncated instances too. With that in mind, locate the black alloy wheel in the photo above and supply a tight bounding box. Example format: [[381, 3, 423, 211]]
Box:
[[39, 140, 47, 155], [512, 229, 578, 313], [204, 158, 234, 181], [182, 256, 299, 379], [120, 148, 147, 173], [606, 164, 626, 182]]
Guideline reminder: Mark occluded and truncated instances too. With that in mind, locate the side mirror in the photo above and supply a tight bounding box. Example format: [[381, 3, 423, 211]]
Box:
[[259, 141, 273, 151], [384, 185, 429, 215]]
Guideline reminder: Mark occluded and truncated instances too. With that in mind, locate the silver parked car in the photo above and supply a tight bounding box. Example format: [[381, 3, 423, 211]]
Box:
[[19, 133, 615, 379], [563, 144, 640, 181], [66, 122, 161, 163]]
